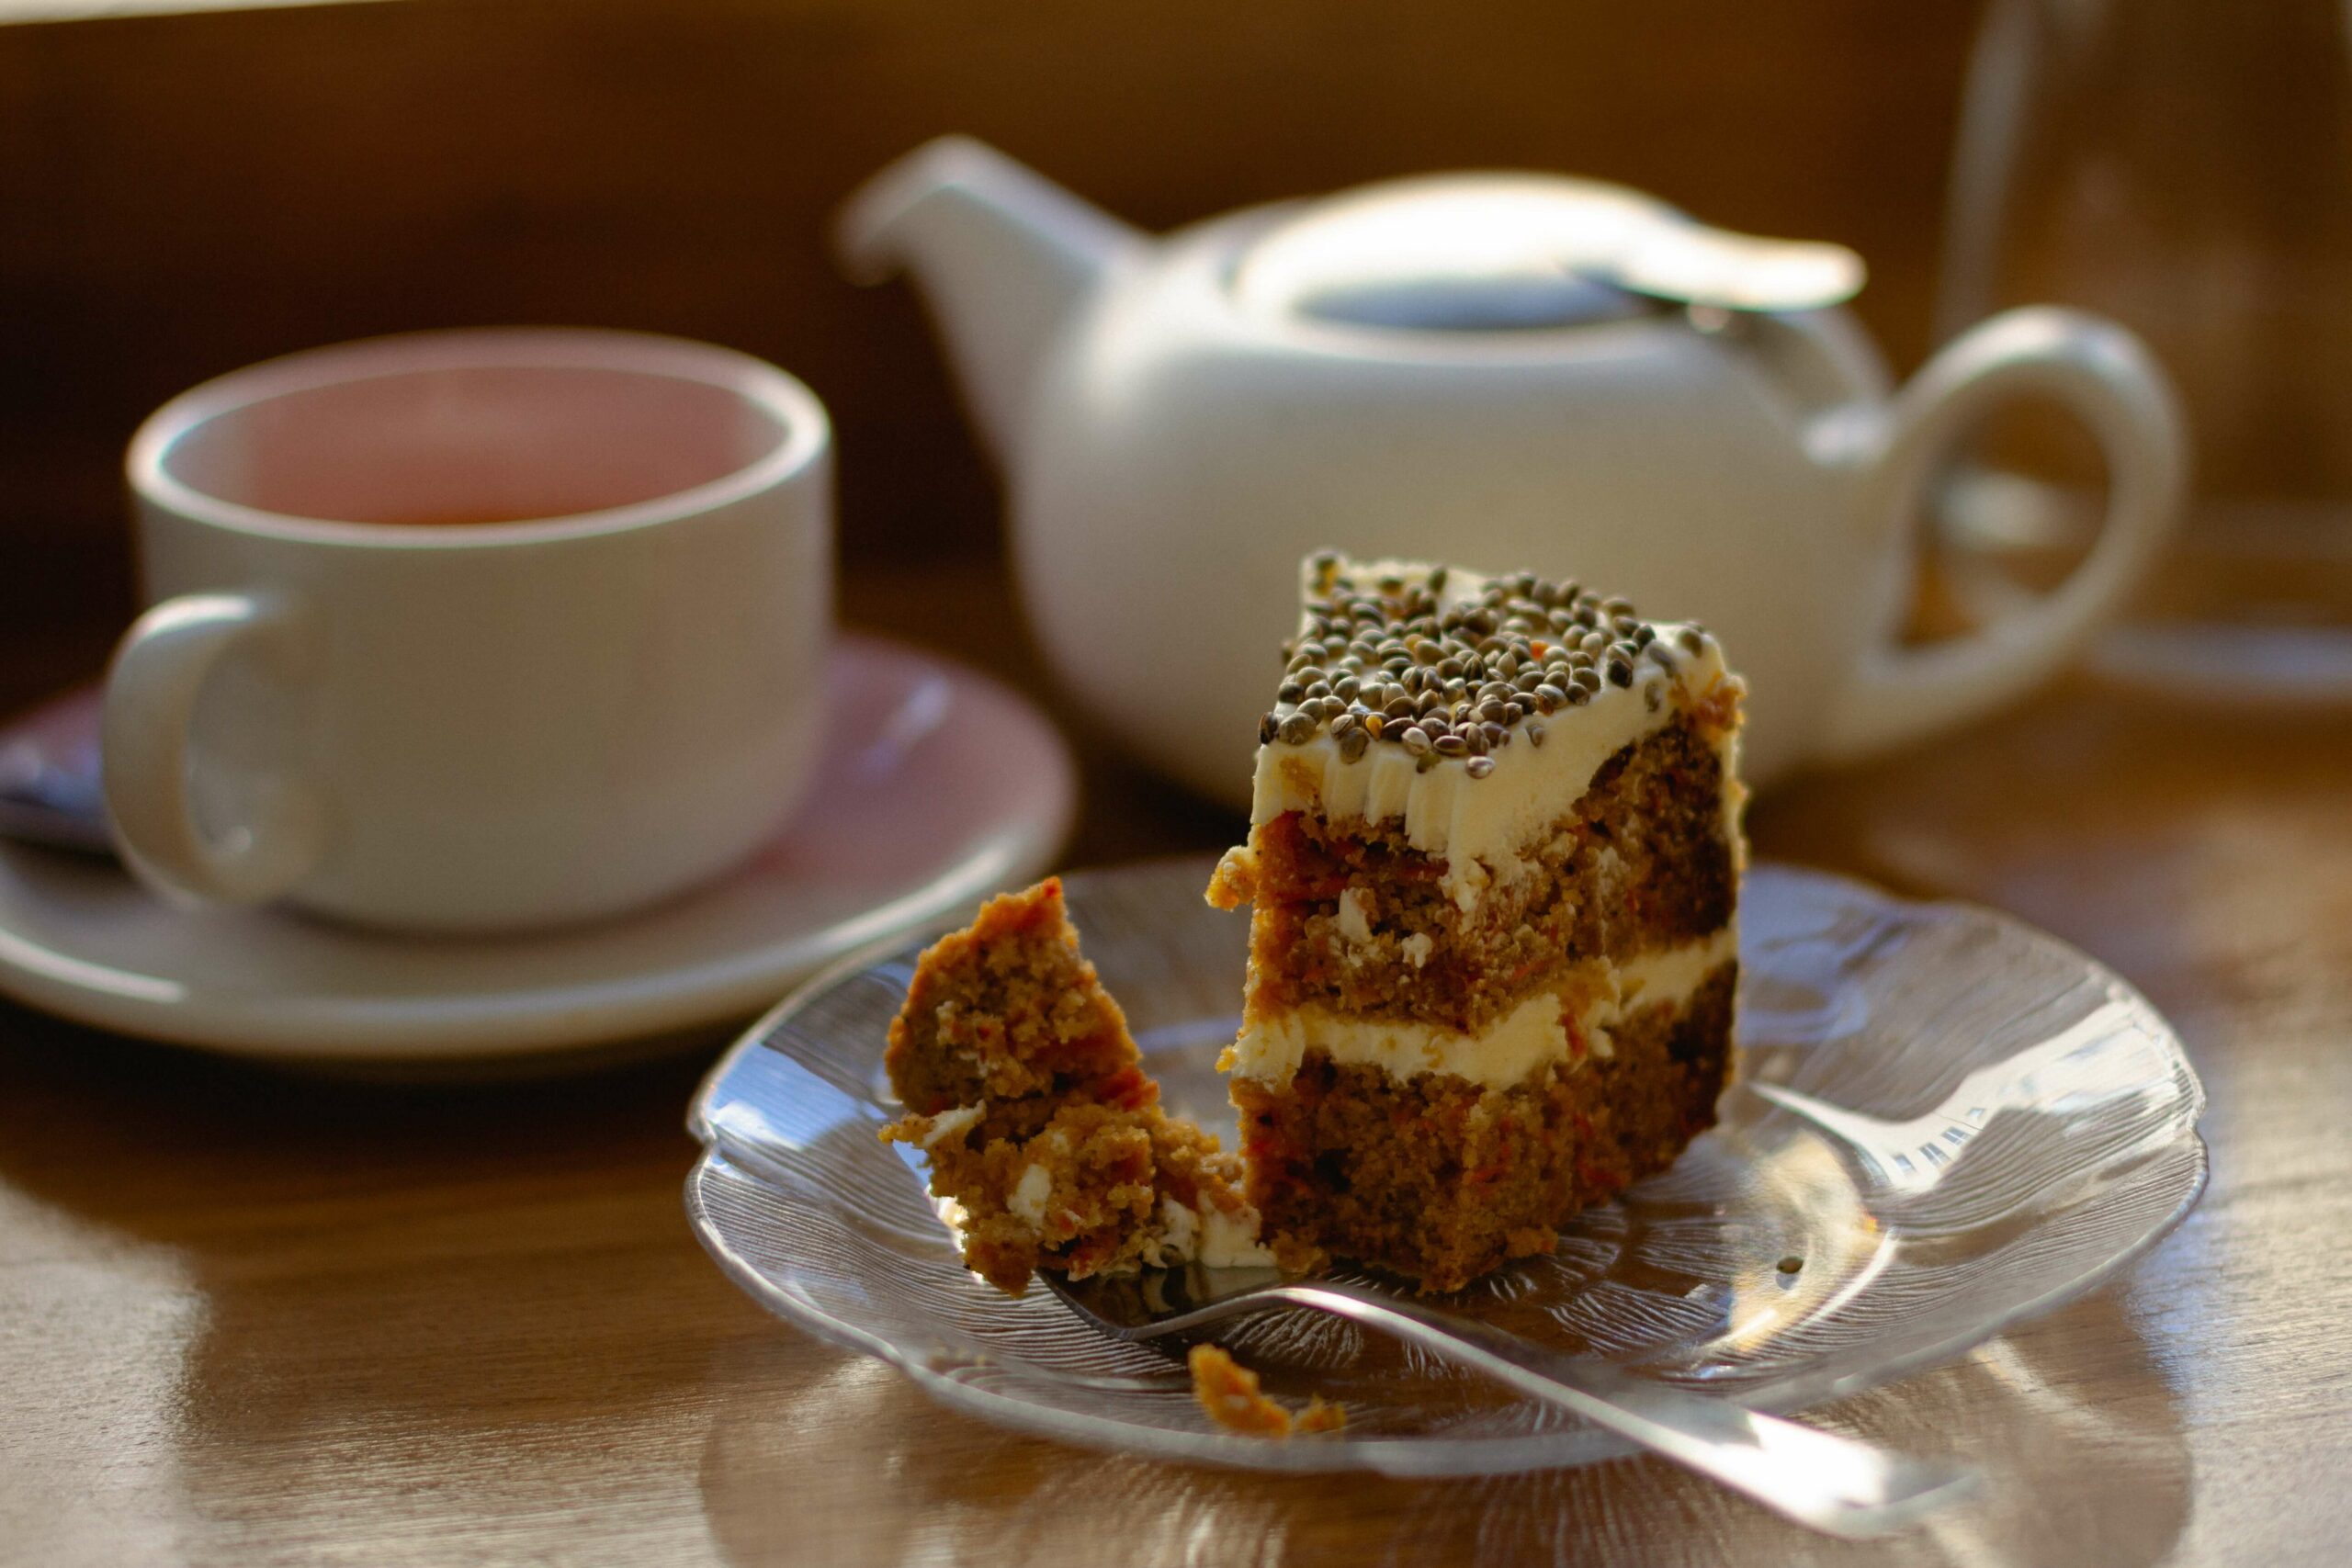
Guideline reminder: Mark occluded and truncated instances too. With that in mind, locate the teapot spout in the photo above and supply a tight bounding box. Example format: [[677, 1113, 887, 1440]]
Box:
[[835, 137, 1142, 467]]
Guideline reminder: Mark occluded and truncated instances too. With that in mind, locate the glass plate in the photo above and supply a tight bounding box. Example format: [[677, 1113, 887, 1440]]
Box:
[[685, 858, 2206, 1476]]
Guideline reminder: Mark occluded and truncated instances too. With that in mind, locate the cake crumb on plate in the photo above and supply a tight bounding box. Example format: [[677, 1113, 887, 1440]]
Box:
[[1187, 1344, 1346, 1438]]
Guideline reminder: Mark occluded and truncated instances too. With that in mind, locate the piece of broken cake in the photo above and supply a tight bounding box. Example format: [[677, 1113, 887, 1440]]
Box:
[[1207, 553, 1747, 1292], [880, 877, 1269, 1294], [886, 552, 1746, 1301]]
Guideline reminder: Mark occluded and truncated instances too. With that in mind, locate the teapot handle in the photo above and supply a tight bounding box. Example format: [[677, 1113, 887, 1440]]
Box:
[[1815, 307, 2186, 764]]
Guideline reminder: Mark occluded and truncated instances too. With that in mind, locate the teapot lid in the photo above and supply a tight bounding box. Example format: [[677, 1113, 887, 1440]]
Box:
[[1231, 174, 1864, 331]]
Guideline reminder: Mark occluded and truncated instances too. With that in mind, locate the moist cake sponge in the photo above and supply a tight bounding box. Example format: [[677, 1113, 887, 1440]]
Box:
[[881, 878, 1268, 1293], [1208, 553, 1747, 1292]]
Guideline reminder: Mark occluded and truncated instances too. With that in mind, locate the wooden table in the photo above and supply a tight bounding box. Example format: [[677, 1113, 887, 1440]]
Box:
[[3, 562, 2347, 1567]]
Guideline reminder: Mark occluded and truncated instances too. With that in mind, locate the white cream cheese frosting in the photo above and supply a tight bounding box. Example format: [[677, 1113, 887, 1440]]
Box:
[[1240, 557, 1741, 908], [1223, 927, 1738, 1091], [915, 1102, 983, 1148], [1006, 1160, 1054, 1227], [1142, 1193, 1279, 1269]]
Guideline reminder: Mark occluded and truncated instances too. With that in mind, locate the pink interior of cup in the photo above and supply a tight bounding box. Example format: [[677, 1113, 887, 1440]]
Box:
[[157, 356, 791, 527]]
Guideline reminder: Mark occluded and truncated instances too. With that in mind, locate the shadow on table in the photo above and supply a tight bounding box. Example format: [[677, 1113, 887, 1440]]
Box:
[[695, 1283, 2193, 1568]]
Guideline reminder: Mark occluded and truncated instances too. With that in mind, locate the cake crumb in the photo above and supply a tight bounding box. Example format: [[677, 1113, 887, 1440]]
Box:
[[1187, 1345, 1347, 1438], [1295, 1397, 1348, 1435]]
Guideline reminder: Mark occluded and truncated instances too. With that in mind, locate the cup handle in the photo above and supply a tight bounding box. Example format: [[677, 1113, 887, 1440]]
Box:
[[1814, 306, 2187, 763], [101, 589, 328, 906]]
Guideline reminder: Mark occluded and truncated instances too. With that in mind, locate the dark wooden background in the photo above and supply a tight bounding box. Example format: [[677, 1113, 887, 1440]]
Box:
[[0, 0, 1976, 716]]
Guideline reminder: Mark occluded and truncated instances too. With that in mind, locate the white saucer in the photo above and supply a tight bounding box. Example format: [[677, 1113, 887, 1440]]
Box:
[[0, 634, 1075, 1067]]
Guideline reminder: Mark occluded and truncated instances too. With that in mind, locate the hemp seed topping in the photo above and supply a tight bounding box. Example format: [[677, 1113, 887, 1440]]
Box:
[[1258, 556, 1718, 780]]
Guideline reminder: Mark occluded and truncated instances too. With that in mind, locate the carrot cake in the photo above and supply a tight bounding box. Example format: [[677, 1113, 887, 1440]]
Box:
[[1207, 553, 1746, 1292], [881, 878, 1270, 1294]]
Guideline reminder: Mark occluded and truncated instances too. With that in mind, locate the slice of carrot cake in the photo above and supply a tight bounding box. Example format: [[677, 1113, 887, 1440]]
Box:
[[1207, 553, 1746, 1292], [882, 877, 1269, 1294]]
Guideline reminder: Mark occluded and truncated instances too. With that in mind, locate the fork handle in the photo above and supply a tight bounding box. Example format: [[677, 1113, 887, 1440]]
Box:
[[1269, 1280, 1974, 1540]]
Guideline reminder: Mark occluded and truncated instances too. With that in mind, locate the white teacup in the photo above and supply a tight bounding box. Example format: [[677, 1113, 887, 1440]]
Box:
[[106, 328, 832, 932]]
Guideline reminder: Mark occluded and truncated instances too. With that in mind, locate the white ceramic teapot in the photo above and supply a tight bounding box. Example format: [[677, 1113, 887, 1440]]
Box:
[[838, 137, 2184, 803]]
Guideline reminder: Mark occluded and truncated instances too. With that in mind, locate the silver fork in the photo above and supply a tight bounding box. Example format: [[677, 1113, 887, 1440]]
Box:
[[1046, 1265, 1976, 1539]]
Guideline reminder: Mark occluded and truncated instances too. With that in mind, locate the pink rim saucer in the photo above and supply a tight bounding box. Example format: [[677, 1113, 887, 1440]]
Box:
[[0, 633, 1075, 1066]]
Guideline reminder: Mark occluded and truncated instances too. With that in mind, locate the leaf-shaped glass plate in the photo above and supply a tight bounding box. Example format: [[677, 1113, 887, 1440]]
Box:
[[685, 859, 2206, 1476]]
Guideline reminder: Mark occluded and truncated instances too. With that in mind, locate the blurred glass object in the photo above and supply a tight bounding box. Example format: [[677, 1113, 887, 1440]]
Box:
[[1937, 0, 2352, 702]]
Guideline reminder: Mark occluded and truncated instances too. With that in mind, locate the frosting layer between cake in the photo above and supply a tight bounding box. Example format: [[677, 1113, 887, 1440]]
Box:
[[1222, 927, 1738, 1091]]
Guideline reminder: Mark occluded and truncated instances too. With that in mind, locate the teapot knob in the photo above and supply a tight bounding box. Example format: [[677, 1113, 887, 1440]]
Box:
[[1610, 224, 1865, 315]]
